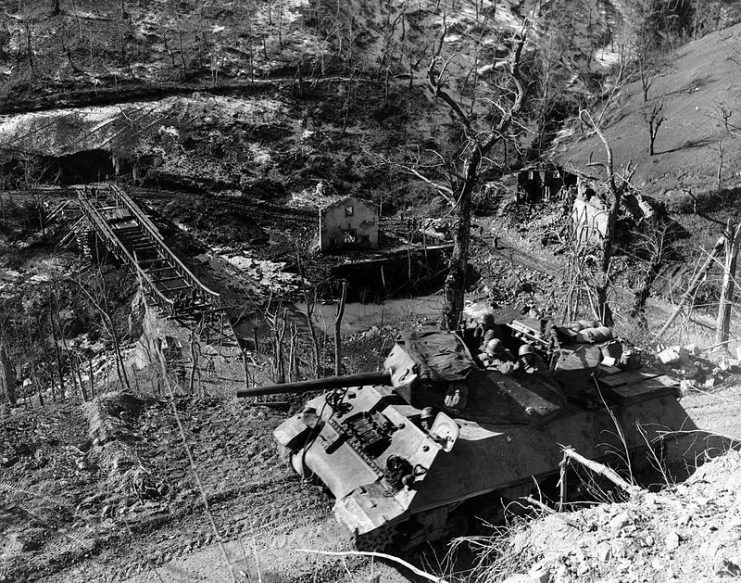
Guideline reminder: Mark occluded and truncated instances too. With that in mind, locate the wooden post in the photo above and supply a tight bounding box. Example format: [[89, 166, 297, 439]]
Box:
[[36, 378, 44, 407], [287, 324, 296, 382], [334, 281, 348, 376], [88, 357, 95, 398], [47, 296, 66, 399], [243, 352, 251, 389], [558, 455, 567, 511], [715, 221, 741, 348]]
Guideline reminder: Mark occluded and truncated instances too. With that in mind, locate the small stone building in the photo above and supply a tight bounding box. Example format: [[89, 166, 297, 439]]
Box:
[[319, 196, 379, 252], [517, 164, 577, 203]]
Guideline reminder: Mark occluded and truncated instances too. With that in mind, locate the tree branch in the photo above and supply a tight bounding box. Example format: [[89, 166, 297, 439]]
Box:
[[427, 57, 472, 128], [296, 549, 451, 583]]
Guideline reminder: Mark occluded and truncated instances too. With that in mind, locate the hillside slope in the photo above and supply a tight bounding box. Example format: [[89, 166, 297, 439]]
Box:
[[556, 22, 741, 201]]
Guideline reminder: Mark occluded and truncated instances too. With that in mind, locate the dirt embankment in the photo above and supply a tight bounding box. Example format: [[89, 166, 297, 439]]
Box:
[[488, 448, 741, 583]]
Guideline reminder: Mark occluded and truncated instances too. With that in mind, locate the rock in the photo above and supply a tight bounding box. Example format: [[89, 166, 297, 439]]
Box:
[[1, 455, 18, 467], [677, 513, 692, 526], [609, 511, 631, 531], [596, 542, 612, 562], [658, 346, 686, 365], [715, 557, 741, 577], [679, 379, 698, 394], [684, 343, 700, 355], [527, 566, 551, 583], [665, 531, 680, 551], [611, 539, 631, 558], [680, 363, 701, 379], [502, 576, 535, 583]]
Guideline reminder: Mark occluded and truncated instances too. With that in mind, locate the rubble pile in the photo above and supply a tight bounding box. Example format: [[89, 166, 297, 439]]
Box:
[[656, 344, 741, 391], [492, 449, 741, 583]]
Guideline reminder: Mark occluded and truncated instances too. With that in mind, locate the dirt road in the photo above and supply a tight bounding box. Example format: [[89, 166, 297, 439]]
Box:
[[0, 393, 422, 583]]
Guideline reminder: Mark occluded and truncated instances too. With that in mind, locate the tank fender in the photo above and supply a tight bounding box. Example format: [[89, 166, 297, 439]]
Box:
[[273, 415, 311, 451]]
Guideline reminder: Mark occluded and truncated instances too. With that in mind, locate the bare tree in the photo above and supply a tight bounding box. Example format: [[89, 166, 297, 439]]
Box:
[[23, 21, 37, 79], [581, 110, 636, 325], [69, 274, 131, 391], [410, 23, 529, 330], [334, 281, 347, 375], [636, 48, 666, 103], [706, 101, 740, 192], [628, 222, 671, 327], [642, 97, 665, 156], [715, 220, 741, 348]]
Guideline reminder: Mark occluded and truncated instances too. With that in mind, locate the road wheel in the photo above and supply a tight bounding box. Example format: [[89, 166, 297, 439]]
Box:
[[354, 524, 397, 552]]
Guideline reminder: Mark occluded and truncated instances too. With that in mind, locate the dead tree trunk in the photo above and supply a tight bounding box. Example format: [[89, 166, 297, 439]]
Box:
[[334, 281, 347, 376], [442, 160, 476, 330], [715, 221, 741, 348], [272, 314, 286, 384], [48, 296, 66, 399], [630, 258, 663, 326], [428, 29, 528, 330], [580, 110, 635, 326], [0, 341, 16, 407]]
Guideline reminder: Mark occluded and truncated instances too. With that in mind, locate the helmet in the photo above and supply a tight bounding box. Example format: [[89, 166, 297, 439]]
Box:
[[421, 406, 435, 420], [518, 344, 536, 357], [486, 339, 504, 355], [480, 313, 496, 328]]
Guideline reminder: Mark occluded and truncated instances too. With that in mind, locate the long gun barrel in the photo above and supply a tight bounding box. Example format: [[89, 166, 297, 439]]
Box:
[[236, 371, 393, 398]]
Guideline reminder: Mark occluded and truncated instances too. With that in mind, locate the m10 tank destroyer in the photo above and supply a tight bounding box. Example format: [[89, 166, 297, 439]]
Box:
[[238, 321, 696, 551]]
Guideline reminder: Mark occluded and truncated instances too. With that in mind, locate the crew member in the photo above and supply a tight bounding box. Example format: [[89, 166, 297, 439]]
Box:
[[420, 406, 435, 431], [479, 339, 518, 375], [474, 313, 499, 351], [517, 344, 548, 375]]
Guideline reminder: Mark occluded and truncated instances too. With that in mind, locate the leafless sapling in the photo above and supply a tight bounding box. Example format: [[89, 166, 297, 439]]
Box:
[[642, 97, 665, 156]]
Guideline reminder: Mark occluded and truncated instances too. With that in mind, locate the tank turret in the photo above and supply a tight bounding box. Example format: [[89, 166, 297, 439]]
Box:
[[238, 329, 697, 552]]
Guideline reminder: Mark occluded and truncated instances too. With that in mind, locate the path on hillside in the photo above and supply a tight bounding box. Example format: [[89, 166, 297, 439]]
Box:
[[0, 76, 377, 116]]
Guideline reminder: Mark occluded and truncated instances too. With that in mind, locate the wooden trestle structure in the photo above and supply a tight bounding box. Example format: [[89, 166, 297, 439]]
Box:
[[76, 184, 222, 319]]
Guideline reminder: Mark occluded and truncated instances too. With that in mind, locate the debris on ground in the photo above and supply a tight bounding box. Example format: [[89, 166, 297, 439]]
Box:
[[654, 343, 741, 391]]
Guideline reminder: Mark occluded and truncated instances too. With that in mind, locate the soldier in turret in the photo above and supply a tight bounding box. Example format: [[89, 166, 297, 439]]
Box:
[[517, 344, 548, 375], [474, 313, 500, 351], [479, 339, 518, 375]]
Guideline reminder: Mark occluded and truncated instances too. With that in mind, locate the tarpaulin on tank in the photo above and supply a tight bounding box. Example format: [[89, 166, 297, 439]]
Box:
[[396, 332, 474, 382]]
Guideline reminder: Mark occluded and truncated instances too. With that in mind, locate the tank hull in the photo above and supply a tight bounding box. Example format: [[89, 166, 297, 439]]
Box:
[[274, 382, 696, 550], [268, 331, 704, 550]]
